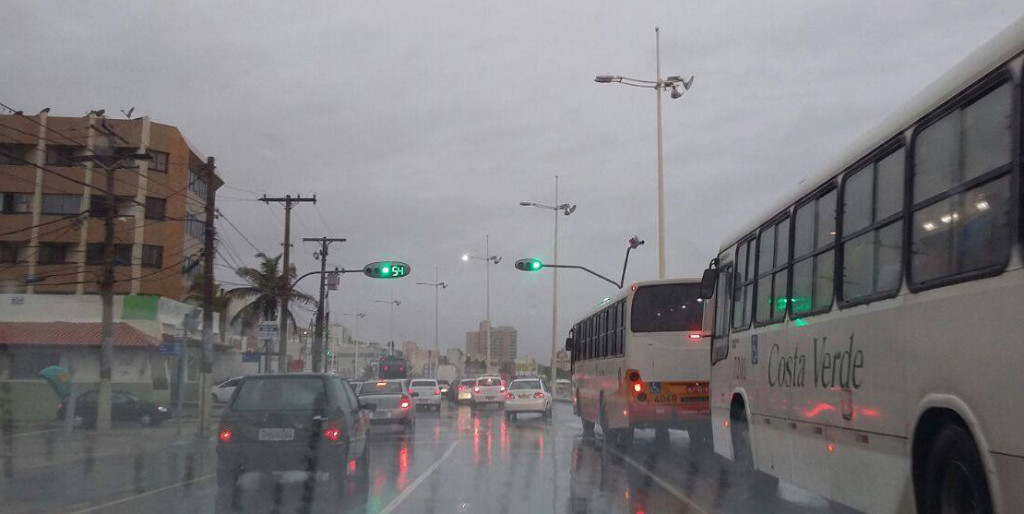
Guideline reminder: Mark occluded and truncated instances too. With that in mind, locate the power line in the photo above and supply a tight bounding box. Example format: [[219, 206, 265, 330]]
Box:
[[216, 208, 262, 254]]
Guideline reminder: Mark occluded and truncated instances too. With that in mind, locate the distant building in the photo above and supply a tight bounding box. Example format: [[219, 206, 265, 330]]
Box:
[[401, 341, 438, 377], [555, 350, 571, 372], [465, 321, 517, 363], [515, 357, 539, 377]]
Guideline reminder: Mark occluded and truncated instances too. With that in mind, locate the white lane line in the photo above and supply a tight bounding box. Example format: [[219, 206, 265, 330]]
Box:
[[378, 441, 459, 514], [67, 473, 214, 514], [601, 444, 708, 514], [8, 428, 61, 438]]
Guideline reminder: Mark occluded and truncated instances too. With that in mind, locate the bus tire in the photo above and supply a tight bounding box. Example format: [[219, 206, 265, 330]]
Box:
[[730, 400, 777, 496], [921, 424, 992, 514]]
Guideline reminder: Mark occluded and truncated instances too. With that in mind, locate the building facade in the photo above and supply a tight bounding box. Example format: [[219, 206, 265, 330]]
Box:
[[465, 321, 517, 363]]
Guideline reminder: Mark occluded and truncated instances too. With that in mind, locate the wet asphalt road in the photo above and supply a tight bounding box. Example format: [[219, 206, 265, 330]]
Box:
[[2, 402, 859, 514]]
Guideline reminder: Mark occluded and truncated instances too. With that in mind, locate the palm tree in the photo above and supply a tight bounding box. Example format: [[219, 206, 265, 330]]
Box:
[[184, 271, 232, 339], [224, 253, 316, 335]]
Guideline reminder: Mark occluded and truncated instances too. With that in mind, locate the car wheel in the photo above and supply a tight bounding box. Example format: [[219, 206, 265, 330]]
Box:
[[139, 413, 153, 427], [921, 424, 992, 514]]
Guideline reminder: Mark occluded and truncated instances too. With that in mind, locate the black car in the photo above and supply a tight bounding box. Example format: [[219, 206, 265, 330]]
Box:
[[57, 390, 172, 428], [215, 373, 373, 508]]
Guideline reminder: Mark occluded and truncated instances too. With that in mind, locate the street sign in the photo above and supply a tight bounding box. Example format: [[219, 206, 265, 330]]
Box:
[[242, 352, 261, 363], [159, 342, 179, 355], [259, 321, 279, 339]]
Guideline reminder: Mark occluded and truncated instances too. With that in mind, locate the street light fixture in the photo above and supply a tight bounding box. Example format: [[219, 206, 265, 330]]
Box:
[[462, 235, 501, 374], [417, 266, 448, 378], [519, 175, 576, 388], [595, 26, 693, 279]]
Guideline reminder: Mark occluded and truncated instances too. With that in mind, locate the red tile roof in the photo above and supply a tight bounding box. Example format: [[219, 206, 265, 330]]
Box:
[[0, 322, 161, 348]]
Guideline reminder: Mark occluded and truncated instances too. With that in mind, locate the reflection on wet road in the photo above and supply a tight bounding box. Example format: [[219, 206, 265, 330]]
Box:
[[1, 402, 860, 513]]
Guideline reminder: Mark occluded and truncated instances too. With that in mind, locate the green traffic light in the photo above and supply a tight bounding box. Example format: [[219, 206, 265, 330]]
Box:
[[381, 266, 391, 276], [363, 261, 411, 279], [514, 258, 544, 272]]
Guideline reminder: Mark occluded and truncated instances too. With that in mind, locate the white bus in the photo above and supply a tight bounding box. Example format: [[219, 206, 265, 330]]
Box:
[[566, 278, 711, 447], [701, 16, 1024, 514]]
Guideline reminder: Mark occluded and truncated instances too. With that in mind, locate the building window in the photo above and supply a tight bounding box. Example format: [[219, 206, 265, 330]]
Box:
[[149, 150, 169, 172], [89, 195, 135, 218], [0, 144, 33, 166], [145, 197, 166, 220], [0, 242, 21, 263], [142, 244, 162, 268], [1, 193, 33, 214], [186, 214, 205, 239], [791, 185, 837, 316], [10, 351, 61, 380], [41, 194, 82, 215], [45, 146, 76, 166], [36, 243, 70, 265], [86, 243, 133, 266], [189, 169, 208, 200], [910, 81, 1013, 287], [841, 147, 905, 303]]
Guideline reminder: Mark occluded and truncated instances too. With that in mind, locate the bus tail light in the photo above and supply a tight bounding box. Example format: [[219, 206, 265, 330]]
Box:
[[633, 383, 642, 393], [626, 369, 643, 398]]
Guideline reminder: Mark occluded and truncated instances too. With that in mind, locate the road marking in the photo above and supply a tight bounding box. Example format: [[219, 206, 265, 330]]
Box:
[[66, 473, 214, 514], [601, 443, 708, 514], [8, 428, 61, 438], [378, 441, 459, 514]]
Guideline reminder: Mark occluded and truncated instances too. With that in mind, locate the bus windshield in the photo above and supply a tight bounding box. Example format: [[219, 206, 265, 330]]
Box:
[[631, 283, 703, 332]]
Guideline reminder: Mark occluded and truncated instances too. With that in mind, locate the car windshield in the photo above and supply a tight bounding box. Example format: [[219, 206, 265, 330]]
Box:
[[359, 381, 404, 395], [409, 380, 435, 387], [478, 378, 501, 386], [231, 378, 326, 411], [510, 380, 541, 390]]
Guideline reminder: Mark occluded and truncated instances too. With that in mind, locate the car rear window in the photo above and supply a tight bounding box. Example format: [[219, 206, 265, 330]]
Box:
[[359, 381, 404, 395], [232, 377, 327, 411], [510, 380, 541, 390], [409, 380, 436, 387], [478, 378, 501, 386], [460, 379, 475, 385]]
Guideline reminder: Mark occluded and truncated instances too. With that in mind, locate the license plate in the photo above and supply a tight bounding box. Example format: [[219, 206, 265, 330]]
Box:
[[487, 395, 496, 401], [258, 428, 295, 441], [373, 410, 391, 419], [518, 393, 531, 399]]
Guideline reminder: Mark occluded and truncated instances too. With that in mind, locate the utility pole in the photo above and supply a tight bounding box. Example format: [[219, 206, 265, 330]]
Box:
[[260, 195, 316, 372], [95, 136, 117, 433], [303, 237, 346, 373], [198, 156, 217, 436], [417, 267, 447, 378]]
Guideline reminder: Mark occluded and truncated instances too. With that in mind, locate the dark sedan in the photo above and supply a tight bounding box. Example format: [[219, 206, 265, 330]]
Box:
[[58, 390, 172, 428]]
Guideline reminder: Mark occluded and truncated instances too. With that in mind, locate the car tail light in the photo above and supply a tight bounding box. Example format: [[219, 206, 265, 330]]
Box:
[[473, 386, 480, 393], [633, 383, 642, 393], [434, 388, 441, 396], [534, 392, 545, 398], [688, 333, 702, 340], [506, 393, 514, 399], [457, 385, 466, 392], [499, 386, 506, 392], [323, 424, 342, 442], [218, 427, 233, 443], [383, 365, 390, 372], [400, 395, 411, 409]]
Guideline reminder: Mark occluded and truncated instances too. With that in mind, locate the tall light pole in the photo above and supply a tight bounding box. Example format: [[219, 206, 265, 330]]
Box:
[[520, 175, 576, 386], [462, 235, 501, 374], [343, 312, 365, 378], [374, 298, 400, 354], [417, 266, 448, 378], [595, 27, 693, 279]]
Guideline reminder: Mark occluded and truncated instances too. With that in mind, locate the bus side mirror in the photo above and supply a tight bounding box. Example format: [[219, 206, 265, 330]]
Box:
[[699, 268, 717, 299]]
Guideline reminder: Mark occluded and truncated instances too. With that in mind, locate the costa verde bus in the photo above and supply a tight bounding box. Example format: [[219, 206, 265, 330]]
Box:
[[566, 278, 711, 448], [701, 16, 1024, 514]]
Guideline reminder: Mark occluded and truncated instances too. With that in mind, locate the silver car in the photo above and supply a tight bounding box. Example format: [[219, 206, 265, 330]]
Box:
[[357, 379, 416, 432], [408, 379, 442, 410], [470, 376, 506, 408]]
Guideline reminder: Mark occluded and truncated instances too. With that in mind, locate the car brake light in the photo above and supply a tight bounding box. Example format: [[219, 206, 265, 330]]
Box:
[[219, 428, 233, 443], [499, 386, 506, 392], [434, 389, 441, 395], [457, 385, 466, 392], [400, 395, 411, 409], [506, 393, 514, 399], [534, 392, 545, 398], [473, 386, 480, 393], [323, 424, 342, 442], [688, 333, 702, 340], [633, 383, 642, 393]]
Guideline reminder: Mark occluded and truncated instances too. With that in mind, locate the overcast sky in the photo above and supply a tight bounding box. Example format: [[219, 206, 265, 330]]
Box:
[[4, 2, 1023, 362]]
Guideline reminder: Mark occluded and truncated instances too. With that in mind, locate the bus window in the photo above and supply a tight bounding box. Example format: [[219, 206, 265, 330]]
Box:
[[631, 283, 703, 333], [756, 216, 790, 323], [711, 263, 732, 364], [791, 185, 837, 315], [732, 239, 754, 329]]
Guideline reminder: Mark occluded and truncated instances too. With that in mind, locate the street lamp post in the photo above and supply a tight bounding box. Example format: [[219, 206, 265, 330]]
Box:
[[595, 26, 693, 279], [417, 266, 448, 378], [462, 236, 501, 374], [374, 298, 400, 353], [520, 175, 576, 386]]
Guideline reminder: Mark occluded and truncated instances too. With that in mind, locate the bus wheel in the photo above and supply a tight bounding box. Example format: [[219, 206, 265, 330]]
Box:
[[921, 424, 992, 514], [730, 403, 777, 496]]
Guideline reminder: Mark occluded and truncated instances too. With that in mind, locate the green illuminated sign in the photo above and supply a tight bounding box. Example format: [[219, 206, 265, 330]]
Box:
[[363, 261, 411, 279]]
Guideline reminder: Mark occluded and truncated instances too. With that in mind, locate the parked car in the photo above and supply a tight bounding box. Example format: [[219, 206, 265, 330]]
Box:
[[215, 373, 372, 507], [504, 378, 553, 420], [211, 376, 244, 403], [455, 378, 475, 403], [470, 375, 505, 409], [407, 379, 442, 410], [357, 379, 416, 432], [58, 390, 172, 428]]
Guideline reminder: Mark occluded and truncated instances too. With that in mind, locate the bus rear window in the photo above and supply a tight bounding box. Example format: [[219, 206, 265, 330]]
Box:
[[631, 283, 703, 333]]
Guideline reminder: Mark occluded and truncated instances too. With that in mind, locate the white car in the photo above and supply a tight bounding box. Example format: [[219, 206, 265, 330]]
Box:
[[470, 376, 505, 408], [408, 379, 442, 410], [504, 378, 552, 420], [456, 378, 476, 403], [210, 376, 243, 403]]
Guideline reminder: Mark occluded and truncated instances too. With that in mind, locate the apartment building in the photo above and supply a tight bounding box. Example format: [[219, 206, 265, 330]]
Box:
[[465, 320, 517, 363]]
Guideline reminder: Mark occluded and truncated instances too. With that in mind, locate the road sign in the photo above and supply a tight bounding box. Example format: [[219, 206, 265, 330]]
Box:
[[242, 352, 261, 363], [159, 342, 180, 355], [259, 321, 279, 339]]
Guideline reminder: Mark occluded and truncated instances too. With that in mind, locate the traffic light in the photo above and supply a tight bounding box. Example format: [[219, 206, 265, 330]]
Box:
[[363, 261, 411, 279], [514, 258, 544, 271]]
